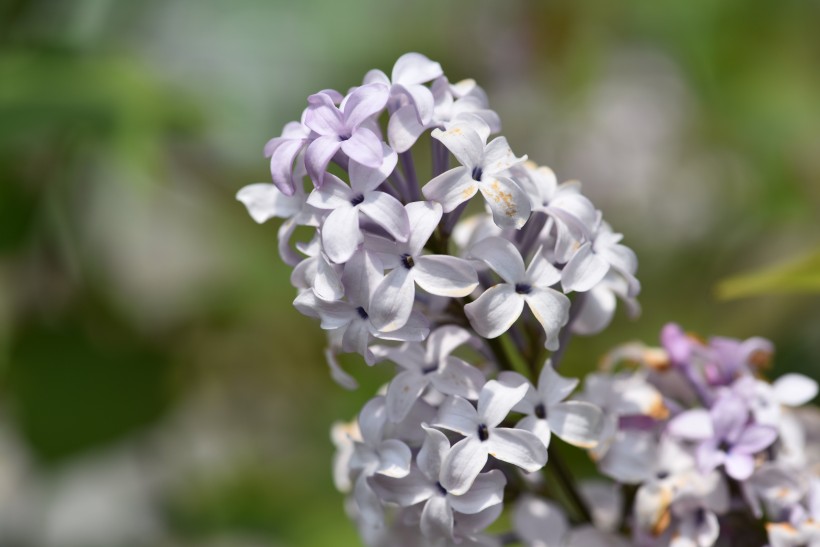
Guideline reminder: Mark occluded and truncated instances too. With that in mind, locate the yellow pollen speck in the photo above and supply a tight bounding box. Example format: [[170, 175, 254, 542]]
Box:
[[485, 179, 517, 217]]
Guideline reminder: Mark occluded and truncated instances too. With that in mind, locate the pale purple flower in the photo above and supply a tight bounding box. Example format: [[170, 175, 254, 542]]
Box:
[[513, 496, 630, 547], [364, 52, 442, 125], [307, 145, 409, 263], [733, 374, 818, 427], [499, 360, 603, 450], [304, 84, 389, 185], [433, 380, 547, 495], [374, 326, 486, 422], [422, 119, 531, 228], [370, 426, 505, 543], [368, 201, 479, 332], [264, 119, 311, 196], [560, 219, 638, 295], [464, 237, 570, 350], [570, 271, 641, 336]]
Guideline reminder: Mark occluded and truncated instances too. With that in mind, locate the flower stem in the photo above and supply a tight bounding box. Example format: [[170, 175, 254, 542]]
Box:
[[547, 446, 593, 523]]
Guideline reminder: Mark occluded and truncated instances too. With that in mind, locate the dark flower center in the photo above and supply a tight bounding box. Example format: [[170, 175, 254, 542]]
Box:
[[356, 307, 369, 320], [471, 166, 483, 181], [477, 423, 489, 442], [339, 133, 351, 142], [350, 194, 365, 206], [401, 253, 415, 269], [534, 403, 547, 419], [436, 481, 447, 495], [421, 363, 438, 375], [515, 283, 532, 295]]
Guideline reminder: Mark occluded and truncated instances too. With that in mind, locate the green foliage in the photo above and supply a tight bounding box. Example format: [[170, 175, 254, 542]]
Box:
[[716, 250, 820, 299]]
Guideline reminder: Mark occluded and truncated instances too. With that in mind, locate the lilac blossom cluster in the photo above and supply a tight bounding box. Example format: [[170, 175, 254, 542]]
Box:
[[236, 53, 817, 546]]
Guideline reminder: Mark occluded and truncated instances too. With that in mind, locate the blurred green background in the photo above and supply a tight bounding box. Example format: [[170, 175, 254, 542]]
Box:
[[0, 0, 818, 545]]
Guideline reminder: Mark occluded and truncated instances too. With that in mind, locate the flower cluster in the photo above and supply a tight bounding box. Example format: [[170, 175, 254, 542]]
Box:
[[237, 53, 817, 546]]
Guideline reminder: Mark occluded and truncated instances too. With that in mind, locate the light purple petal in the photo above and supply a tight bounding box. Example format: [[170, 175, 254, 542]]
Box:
[[485, 428, 547, 472], [724, 451, 755, 480], [394, 82, 435, 124], [464, 284, 524, 339], [236, 183, 301, 223], [425, 325, 472, 364], [513, 496, 569, 545], [268, 138, 305, 195], [421, 166, 477, 213], [479, 175, 532, 229], [696, 442, 726, 475], [350, 142, 397, 194], [359, 397, 387, 446], [342, 317, 371, 356], [369, 468, 435, 507], [359, 191, 410, 242], [342, 127, 383, 168], [434, 396, 480, 436], [525, 249, 562, 288], [469, 236, 526, 284], [304, 102, 344, 136], [571, 284, 617, 335], [537, 360, 579, 406], [432, 124, 485, 168], [386, 370, 429, 423], [306, 173, 353, 209], [376, 438, 412, 477], [525, 288, 571, 351], [732, 425, 778, 455], [341, 249, 383, 307], [363, 69, 390, 87], [370, 266, 416, 332], [478, 380, 530, 428], [711, 394, 749, 442], [392, 53, 443, 86], [418, 425, 450, 482], [277, 218, 303, 266], [414, 255, 479, 297], [448, 469, 505, 515], [343, 83, 389, 128], [561, 242, 610, 293], [420, 495, 454, 542], [321, 205, 363, 264], [667, 409, 716, 441], [308, 296, 354, 329], [387, 103, 426, 153], [313, 254, 344, 301], [440, 435, 488, 495], [431, 357, 486, 400], [547, 401, 603, 449], [325, 347, 357, 390], [406, 200, 443, 255], [517, 415, 552, 449], [482, 136, 524, 176], [305, 135, 342, 186]]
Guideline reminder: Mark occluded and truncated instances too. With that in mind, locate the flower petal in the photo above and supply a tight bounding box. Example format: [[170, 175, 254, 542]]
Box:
[[478, 380, 529, 428], [418, 425, 450, 482], [440, 436, 488, 495], [386, 370, 429, 423], [343, 83, 389, 128], [305, 135, 342, 186], [420, 495, 454, 542], [421, 166, 476, 213], [513, 496, 569, 545], [306, 173, 353, 210], [322, 205, 363, 264], [236, 183, 301, 223], [571, 284, 617, 336], [464, 284, 524, 339], [469, 236, 526, 284], [406, 200, 443, 255], [667, 409, 715, 441], [425, 325, 472, 364], [342, 127, 383, 168], [724, 451, 754, 480], [485, 427, 547, 472], [732, 425, 777, 455], [434, 396, 480, 436], [482, 136, 524, 176], [431, 357, 486, 400], [772, 373, 818, 407], [479, 175, 531, 229], [561, 242, 610, 293], [537, 360, 579, 406], [432, 123, 485, 168], [360, 191, 410, 242], [392, 53, 443, 86], [359, 396, 387, 446], [525, 288, 571, 351], [387, 103, 426, 153], [394, 82, 435, 124], [369, 266, 416, 332], [268, 138, 306, 196], [448, 469, 505, 515], [376, 438, 412, 477], [369, 467, 435, 507], [414, 255, 478, 297], [304, 101, 344, 136], [350, 142, 398, 195], [516, 415, 552, 449], [548, 401, 603, 449]]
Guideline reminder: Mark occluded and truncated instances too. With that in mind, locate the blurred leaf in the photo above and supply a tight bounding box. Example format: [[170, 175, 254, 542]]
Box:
[[716, 250, 820, 299]]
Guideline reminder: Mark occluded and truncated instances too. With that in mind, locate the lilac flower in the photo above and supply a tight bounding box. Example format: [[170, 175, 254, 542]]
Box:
[[499, 360, 604, 450], [364, 52, 443, 125], [422, 119, 531, 228], [433, 380, 547, 495], [264, 120, 311, 196], [733, 374, 818, 427], [669, 391, 778, 480], [374, 326, 486, 422], [370, 426, 505, 543], [307, 145, 409, 263], [513, 496, 631, 547], [304, 84, 389, 186], [560, 219, 639, 295], [368, 201, 479, 332], [571, 271, 641, 336], [464, 237, 570, 350]]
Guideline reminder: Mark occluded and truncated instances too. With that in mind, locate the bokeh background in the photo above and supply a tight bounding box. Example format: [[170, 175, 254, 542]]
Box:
[[1, 0, 818, 545]]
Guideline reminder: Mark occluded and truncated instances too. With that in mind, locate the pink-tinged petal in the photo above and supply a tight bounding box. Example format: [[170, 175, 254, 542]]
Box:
[[724, 451, 755, 480], [485, 427, 547, 472], [359, 191, 409, 242], [571, 284, 617, 335], [236, 183, 300, 223], [517, 415, 552, 449], [369, 468, 435, 507], [772, 373, 818, 406], [448, 469, 506, 515], [548, 401, 603, 449], [464, 284, 524, 339], [426, 325, 472, 363], [420, 495, 454, 542], [513, 496, 569, 545], [305, 135, 342, 186], [732, 425, 778, 454], [479, 175, 531, 229], [342, 318, 371, 357], [392, 53, 443, 86], [386, 370, 429, 423], [343, 83, 389, 128], [469, 236, 526, 284], [414, 255, 478, 297], [537, 360, 579, 406], [482, 136, 524, 176], [696, 442, 726, 475], [306, 173, 353, 210], [342, 127, 383, 168], [434, 396, 480, 436], [431, 123, 485, 168], [406, 200, 443, 255], [359, 397, 388, 446], [350, 143, 398, 194], [431, 357, 486, 400], [304, 102, 344, 136], [478, 380, 529, 428], [394, 82, 435, 124], [525, 249, 562, 288], [387, 104, 426, 153], [369, 266, 415, 332], [418, 425, 450, 482], [268, 138, 305, 195], [321, 206, 362, 264], [376, 438, 412, 477], [561, 242, 610, 293], [325, 348, 357, 390], [440, 436, 488, 495], [421, 166, 476, 213], [525, 288, 571, 351], [667, 409, 716, 441]]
